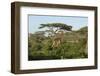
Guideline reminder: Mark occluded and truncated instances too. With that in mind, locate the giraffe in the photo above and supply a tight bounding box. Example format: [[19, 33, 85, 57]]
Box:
[[52, 31, 64, 48]]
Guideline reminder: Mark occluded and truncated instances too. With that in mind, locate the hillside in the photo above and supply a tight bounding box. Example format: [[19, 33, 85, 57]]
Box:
[[28, 26, 88, 60]]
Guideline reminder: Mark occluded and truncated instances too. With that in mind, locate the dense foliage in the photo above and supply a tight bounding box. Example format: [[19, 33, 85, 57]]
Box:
[[28, 23, 88, 60]]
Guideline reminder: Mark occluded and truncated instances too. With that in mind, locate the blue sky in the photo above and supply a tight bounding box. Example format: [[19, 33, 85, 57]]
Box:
[[28, 15, 88, 33]]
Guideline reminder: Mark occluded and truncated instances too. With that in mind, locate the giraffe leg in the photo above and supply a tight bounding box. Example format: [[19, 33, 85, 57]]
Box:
[[52, 41, 56, 48], [56, 40, 60, 47]]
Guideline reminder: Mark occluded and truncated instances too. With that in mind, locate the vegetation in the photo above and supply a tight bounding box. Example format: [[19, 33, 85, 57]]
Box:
[[28, 23, 88, 60]]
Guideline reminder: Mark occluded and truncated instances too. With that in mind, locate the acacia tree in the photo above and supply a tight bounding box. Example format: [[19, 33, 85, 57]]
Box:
[[39, 23, 72, 48]]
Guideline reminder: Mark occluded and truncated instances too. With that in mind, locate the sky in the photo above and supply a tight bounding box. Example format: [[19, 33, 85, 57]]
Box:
[[28, 15, 88, 33]]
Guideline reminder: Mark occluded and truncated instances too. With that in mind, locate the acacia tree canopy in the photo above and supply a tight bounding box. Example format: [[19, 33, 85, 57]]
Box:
[[39, 23, 72, 37], [39, 23, 72, 31]]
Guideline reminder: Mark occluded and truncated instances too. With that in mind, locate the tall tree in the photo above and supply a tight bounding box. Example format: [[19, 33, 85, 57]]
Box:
[[39, 23, 72, 48]]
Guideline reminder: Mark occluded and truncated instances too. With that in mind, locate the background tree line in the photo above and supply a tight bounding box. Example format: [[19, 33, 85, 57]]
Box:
[[28, 23, 88, 60]]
